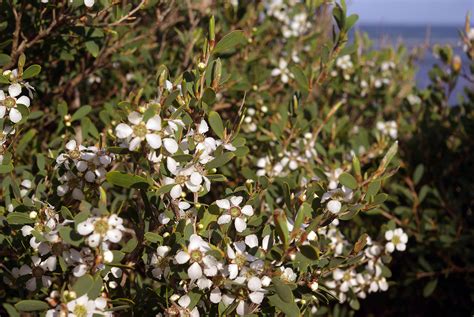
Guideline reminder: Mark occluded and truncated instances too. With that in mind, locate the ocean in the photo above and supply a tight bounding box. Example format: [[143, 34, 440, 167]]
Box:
[[354, 24, 470, 103]]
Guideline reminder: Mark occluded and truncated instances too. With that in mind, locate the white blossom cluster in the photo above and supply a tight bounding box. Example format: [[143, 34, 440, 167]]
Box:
[[55, 140, 115, 200], [322, 222, 408, 303], [265, 0, 311, 38], [376, 120, 398, 139]]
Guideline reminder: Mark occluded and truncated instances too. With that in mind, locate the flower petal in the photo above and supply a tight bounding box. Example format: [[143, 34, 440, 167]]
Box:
[[146, 133, 162, 149], [163, 138, 179, 154], [241, 205, 254, 217], [216, 199, 230, 209], [170, 184, 182, 199], [175, 251, 191, 264], [234, 217, 247, 232], [9, 108, 22, 123], [146, 115, 162, 131], [188, 262, 203, 280], [8, 83, 22, 97], [128, 111, 143, 125], [217, 214, 231, 225], [115, 123, 133, 139]]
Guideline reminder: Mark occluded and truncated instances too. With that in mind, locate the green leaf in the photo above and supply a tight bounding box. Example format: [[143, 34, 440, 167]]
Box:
[[58, 226, 83, 247], [349, 298, 360, 310], [294, 202, 312, 231], [17, 129, 37, 154], [71, 105, 92, 122], [272, 277, 294, 303], [0, 163, 14, 174], [274, 212, 289, 247], [289, 65, 309, 92], [2, 303, 19, 317], [208, 111, 225, 139], [338, 172, 358, 189], [205, 152, 235, 169], [213, 30, 246, 54], [74, 210, 90, 225], [345, 14, 359, 30], [366, 180, 381, 198], [413, 164, 424, 185], [299, 244, 319, 260], [73, 274, 92, 295], [202, 88, 216, 105], [373, 193, 388, 204], [354, 233, 369, 253], [0, 74, 10, 83], [106, 171, 150, 189], [423, 278, 438, 297], [22, 64, 41, 79], [144, 232, 163, 243], [155, 183, 175, 195], [15, 300, 49, 312], [379, 142, 398, 171], [7, 212, 35, 225], [268, 294, 300, 317], [0, 53, 11, 66], [352, 155, 361, 177], [85, 41, 100, 57]]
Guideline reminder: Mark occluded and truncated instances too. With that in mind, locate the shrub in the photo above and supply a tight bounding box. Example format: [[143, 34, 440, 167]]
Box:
[[0, 1, 472, 316]]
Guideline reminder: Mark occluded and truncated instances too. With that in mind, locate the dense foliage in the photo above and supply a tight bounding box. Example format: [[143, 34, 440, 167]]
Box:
[[0, 1, 472, 316]]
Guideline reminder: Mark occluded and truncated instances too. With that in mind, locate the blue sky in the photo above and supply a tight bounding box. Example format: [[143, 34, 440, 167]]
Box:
[[347, 0, 474, 25]]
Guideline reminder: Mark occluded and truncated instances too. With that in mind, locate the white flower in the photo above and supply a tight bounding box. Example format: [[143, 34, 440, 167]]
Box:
[[385, 228, 408, 252], [84, 0, 95, 7], [221, 276, 265, 316], [193, 120, 218, 154], [333, 269, 357, 293], [226, 241, 258, 279], [271, 58, 291, 84], [168, 294, 200, 317], [216, 196, 254, 232], [66, 294, 108, 317], [164, 157, 208, 199], [321, 186, 353, 214], [175, 234, 218, 281], [376, 120, 398, 139], [77, 214, 126, 247], [336, 55, 353, 70], [18, 255, 57, 291], [280, 267, 297, 282], [0, 85, 31, 123], [151, 246, 171, 279], [115, 111, 178, 152], [325, 168, 343, 190]]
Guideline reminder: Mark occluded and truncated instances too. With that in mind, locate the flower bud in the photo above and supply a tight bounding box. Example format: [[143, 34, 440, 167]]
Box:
[[170, 294, 180, 302], [29, 211, 38, 219], [198, 62, 207, 72], [327, 200, 342, 214]]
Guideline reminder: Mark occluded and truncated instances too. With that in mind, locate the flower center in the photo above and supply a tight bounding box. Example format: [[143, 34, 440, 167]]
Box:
[[51, 242, 64, 256], [73, 304, 88, 317], [69, 149, 81, 160], [343, 272, 351, 282], [32, 266, 44, 278], [235, 253, 247, 267], [4, 96, 16, 108], [190, 249, 203, 262], [87, 161, 96, 171], [67, 177, 81, 188], [193, 134, 205, 143], [392, 235, 400, 245], [175, 175, 188, 185], [133, 123, 148, 138], [94, 219, 109, 235], [229, 206, 241, 218]]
